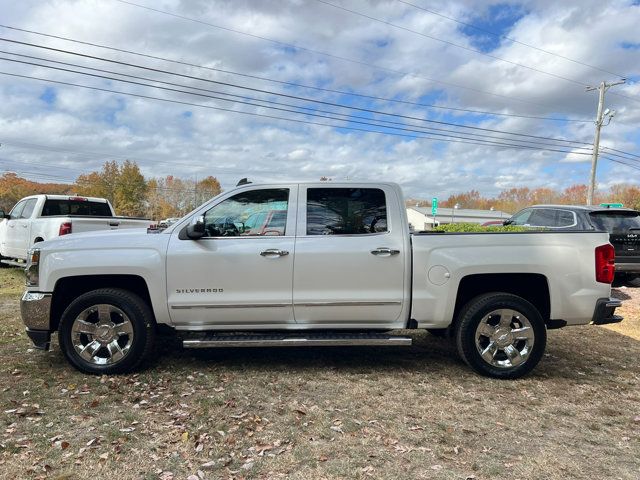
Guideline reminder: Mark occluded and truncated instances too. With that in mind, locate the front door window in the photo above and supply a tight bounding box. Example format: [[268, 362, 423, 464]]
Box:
[[203, 189, 289, 237]]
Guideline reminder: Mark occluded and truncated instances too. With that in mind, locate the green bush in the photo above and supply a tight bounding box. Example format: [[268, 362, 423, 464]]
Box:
[[432, 222, 529, 233]]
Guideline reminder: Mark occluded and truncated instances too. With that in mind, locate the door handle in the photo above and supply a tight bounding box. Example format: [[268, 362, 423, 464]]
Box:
[[371, 247, 400, 256], [21, 224, 28, 228], [260, 249, 289, 257]]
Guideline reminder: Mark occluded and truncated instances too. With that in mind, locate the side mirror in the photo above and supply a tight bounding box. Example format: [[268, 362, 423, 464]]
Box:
[[0, 210, 6, 219], [186, 216, 206, 239], [503, 219, 512, 226]]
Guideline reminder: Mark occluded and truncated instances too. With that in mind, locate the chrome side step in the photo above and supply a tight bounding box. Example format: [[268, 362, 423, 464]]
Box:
[[182, 332, 412, 349]]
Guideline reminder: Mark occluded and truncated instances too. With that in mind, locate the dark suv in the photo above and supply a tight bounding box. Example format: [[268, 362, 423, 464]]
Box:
[[505, 205, 640, 280]]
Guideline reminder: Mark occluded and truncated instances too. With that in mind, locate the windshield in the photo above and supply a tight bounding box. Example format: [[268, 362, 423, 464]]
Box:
[[589, 211, 640, 233], [41, 199, 113, 217]]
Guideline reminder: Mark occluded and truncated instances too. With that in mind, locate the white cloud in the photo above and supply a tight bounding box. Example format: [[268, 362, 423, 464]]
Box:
[[0, 0, 638, 200]]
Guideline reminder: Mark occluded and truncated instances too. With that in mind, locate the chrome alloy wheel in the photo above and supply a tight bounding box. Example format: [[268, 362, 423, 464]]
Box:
[[474, 308, 534, 369], [71, 304, 134, 365]]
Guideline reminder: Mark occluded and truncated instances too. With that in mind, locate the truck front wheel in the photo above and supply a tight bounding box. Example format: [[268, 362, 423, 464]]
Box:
[[455, 293, 546, 379], [58, 288, 156, 375]]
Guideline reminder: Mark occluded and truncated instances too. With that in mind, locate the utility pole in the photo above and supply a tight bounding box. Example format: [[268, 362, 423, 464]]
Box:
[[585, 79, 625, 205]]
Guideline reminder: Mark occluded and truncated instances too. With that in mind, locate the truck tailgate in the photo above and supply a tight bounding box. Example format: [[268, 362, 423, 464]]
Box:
[[70, 217, 150, 233]]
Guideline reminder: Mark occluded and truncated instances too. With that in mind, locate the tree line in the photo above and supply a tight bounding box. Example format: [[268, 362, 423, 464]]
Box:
[[0, 160, 221, 219], [406, 184, 640, 214], [2, 161, 638, 218]]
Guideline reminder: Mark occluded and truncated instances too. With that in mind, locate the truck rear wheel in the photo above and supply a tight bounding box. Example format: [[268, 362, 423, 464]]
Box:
[[455, 293, 546, 379], [58, 288, 156, 375]]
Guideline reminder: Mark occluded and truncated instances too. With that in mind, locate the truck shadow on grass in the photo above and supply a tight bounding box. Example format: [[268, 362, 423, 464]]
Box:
[[146, 326, 640, 382]]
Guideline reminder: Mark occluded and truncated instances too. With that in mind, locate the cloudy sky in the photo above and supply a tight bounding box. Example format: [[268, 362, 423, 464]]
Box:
[[0, 0, 639, 199]]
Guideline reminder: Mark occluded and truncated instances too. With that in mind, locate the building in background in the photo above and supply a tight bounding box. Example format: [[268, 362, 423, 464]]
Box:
[[407, 206, 511, 231]]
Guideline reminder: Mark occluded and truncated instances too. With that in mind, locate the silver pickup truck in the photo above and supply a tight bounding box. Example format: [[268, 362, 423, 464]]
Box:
[[20, 182, 622, 379]]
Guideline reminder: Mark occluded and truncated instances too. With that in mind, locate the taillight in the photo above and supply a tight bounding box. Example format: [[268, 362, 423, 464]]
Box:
[[59, 222, 72, 236], [595, 244, 615, 283]]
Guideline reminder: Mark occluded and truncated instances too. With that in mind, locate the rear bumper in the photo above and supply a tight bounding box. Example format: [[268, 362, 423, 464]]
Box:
[[615, 262, 640, 273], [21, 291, 52, 350], [591, 297, 623, 325]]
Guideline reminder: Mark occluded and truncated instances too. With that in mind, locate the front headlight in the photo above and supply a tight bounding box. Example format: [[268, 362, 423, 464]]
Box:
[[25, 248, 40, 287]]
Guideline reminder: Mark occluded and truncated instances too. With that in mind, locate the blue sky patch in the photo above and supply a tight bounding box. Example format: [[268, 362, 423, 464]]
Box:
[[39, 87, 56, 106], [620, 41, 640, 50], [461, 4, 527, 52]]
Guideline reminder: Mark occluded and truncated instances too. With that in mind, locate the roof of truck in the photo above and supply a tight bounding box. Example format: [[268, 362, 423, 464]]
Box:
[[21, 194, 109, 203], [528, 204, 638, 213]]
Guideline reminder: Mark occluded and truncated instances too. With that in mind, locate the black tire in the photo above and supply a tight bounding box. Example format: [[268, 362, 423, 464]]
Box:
[[455, 292, 546, 379], [58, 288, 156, 375]]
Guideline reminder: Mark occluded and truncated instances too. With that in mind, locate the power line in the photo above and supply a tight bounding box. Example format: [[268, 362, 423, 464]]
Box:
[[598, 149, 640, 163], [600, 155, 640, 172], [0, 24, 592, 123], [0, 52, 595, 151], [0, 70, 593, 156], [601, 146, 640, 160], [0, 57, 590, 155], [106, 1, 560, 107], [608, 91, 640, 105], [0, 38, 594, 147], [315, 0, 588, 86], [397, 0, 626, 78]]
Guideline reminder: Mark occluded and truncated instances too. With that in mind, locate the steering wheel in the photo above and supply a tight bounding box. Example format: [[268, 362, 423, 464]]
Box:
[[222, 222, 239, 236]]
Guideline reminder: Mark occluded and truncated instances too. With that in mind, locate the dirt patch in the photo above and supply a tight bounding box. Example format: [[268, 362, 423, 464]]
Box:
[[0, 270, 639, 479], [609, 281, 640, 340]]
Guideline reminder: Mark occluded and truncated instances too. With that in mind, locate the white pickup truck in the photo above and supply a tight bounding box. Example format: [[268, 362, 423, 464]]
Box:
[[20, 182, 622, 379], [0, 194, 150, 264]]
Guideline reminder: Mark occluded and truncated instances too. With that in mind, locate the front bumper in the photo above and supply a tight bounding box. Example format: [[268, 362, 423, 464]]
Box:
[[20, 291, 52, 350], [591, 297, 623, 325]]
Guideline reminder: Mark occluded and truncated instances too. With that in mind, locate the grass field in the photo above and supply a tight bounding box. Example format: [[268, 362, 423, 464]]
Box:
[[0, 268, 639, 479]]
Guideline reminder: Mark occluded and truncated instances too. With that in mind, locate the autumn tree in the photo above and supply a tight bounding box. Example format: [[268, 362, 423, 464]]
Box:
[[559, 184, 589, 205], [114, 161, 147, 216], [195, 176, 222, 205], [75, 160, 147, 216], [603, 184, 640, 210], [440, 190, 484, 209], [0, 173, 72, 212]]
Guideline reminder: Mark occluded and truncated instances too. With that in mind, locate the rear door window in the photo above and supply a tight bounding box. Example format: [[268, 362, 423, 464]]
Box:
[[527, 208, 576, 228], [528, 209, 557, 227], [556, 210, 577, 227], [306, 188, 387, 235]]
